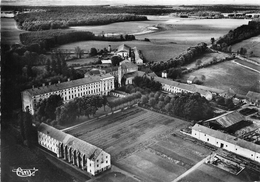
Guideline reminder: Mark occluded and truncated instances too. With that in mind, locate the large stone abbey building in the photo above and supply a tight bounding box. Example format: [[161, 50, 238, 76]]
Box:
[[21, 73, 114, 115], [38, 123, 111, 176]]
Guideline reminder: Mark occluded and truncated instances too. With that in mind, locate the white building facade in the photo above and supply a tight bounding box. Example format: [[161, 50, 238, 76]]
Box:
[[38, 123, 111, 176], [21, 74, 114, 115], [191, 124, 260, 163]]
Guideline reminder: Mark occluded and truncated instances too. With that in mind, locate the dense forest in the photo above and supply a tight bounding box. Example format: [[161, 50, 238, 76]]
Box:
[[15, 12, 147, 31], [212, 20, 260, 52], [19, 30, 135, 50]]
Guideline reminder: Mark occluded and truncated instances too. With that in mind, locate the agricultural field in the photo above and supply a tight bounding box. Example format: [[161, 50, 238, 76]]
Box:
[[66, 107, 217, 182], [231, 35, 260, 58], [234, 59, 260, 72], [182, 60, 260, 96], [179, 162, 260, 182]]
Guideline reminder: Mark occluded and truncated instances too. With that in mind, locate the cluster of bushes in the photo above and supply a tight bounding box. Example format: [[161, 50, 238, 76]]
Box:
[[213, 95, 235, 110], [15, 10, 147, 31], [212, 20, 260, 52], [140, 92, 214, 121], [108, 92, 142, 111], [132, 76, 162, 92], [35, 94, 106, 126], [149, 42, 208, 73]]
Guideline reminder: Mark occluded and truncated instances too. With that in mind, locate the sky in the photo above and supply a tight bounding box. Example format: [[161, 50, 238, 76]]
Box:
[[2, 0, 260, 6]]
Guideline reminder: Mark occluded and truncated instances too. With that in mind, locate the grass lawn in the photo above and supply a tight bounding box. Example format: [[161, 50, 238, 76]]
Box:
[[182, 60, 260, 95], [231, 35, 260, 57], [185, 52, 230, 69]]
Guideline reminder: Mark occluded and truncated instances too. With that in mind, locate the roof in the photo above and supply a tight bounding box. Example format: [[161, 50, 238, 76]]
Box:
[[117, 44, 131, 52], [153, 77, 208, 96], [38, 123, 103, 160], [195, 85, 226, 94], [246, 91, 260, 101], [23, 73, 114, 96], [187, 75, 198, 82], [120, 61, 138, 70], [205, 111, 245, 128], [192, 124, 260, 153], [123, 72, 137, 79]]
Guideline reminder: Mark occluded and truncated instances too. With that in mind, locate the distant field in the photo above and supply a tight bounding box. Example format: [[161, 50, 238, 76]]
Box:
[[1, 18, 26, 44], [231, 35, 260, 57], [57, 40, 190, 62], [182, 61, 260, 95], [180, 163, 260, 182]]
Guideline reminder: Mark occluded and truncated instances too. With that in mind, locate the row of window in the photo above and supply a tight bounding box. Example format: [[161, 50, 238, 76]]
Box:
[[33, 79, 114, 99]]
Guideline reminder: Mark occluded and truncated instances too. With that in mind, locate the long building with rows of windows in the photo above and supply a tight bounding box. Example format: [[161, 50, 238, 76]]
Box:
[[21, 73, 114, 115], [38, 123, 111, 176]]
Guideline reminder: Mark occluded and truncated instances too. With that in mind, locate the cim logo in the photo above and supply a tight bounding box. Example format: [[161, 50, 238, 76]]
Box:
[[12, 167, 38, 177]]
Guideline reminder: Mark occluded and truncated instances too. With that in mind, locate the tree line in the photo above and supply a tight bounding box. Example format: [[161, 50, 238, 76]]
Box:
[[19, 30, 135, 50], [211, 20, 260, 52], [140, 92, 214, 121], [107, 92, 142, 111], [15, 11, 147, 31], [149, 42, 208, 73]]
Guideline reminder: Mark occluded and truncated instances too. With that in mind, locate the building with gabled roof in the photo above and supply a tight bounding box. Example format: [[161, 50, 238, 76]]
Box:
[[191, 124, 260, 163], [115, 44, 131, 58], [246, 91, 260, 107], [204, 111, 245, 129], [22, 73, 114, 115], [38, 123, 111, 176]]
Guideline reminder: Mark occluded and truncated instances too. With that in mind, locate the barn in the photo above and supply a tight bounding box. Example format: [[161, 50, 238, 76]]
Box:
[[38, 123, 111, 176], [191, 124, 260, 163]]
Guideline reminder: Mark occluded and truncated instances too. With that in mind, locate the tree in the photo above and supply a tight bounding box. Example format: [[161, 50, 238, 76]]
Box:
[[201, 75, 206, 81], [23, 109, 33, 147], [159, 94, 164, 101], [36, 95, 63, 121], [149, 98, 156, 107], [164, 95, 171, 103], [75, 46, 84, 58], [164, 103, 173, 113], [195, 59, 202, 67], [111, 55, 122, 66], [90, 48, 97, 56], [210, 37, 215, 45], [141, 95, 149, 104], [249, 51, 254, 57], [157, 101, 165, 110]]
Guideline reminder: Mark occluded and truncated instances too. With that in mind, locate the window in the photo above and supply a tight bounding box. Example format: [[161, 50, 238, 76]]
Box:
[[97, 164, 99, 167], [226, 145, 228, 147], [90, 164, 91, 166], [97, 160, 99, 162], [106, 161, 108, 163], [207, 138, 209, 141]]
